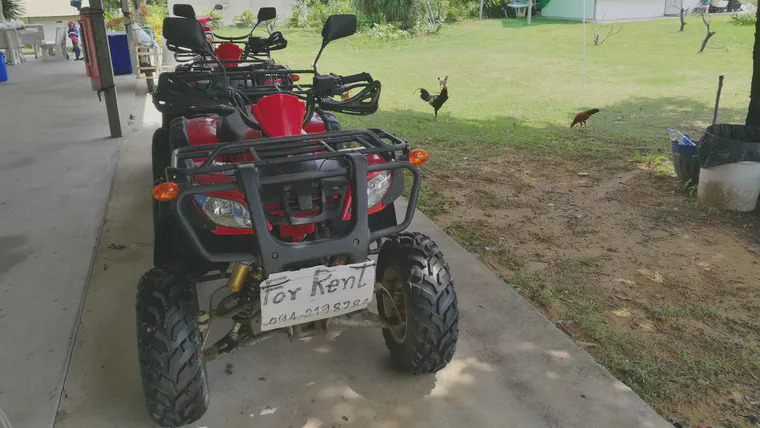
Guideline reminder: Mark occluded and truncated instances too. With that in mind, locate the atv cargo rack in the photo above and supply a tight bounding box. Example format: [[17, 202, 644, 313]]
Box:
[[160, 67, 315, 93], [154, 68, 316, 116], [167, 128, 421, 275]]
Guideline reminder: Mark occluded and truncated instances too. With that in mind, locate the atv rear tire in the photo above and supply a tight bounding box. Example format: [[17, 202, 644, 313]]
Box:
[[376, 232, 459, 374], [136, 268, 209, 427], [152, 128, 170, 183]]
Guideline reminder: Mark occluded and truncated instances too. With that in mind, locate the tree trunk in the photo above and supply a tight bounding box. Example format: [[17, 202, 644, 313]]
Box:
[[699, 30, 715, 53], [698, 14, 715, 53], [679, 8, 686, 31], [747, 6, 760, 126]]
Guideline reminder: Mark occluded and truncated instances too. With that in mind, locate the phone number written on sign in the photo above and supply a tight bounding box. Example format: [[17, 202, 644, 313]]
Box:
[[259, 261, 375, 331]]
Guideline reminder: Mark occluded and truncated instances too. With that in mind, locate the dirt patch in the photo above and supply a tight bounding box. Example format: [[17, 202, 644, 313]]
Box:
[[422, 147, 760, 427]]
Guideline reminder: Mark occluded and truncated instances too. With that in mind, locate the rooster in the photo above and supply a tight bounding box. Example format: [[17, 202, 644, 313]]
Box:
[[418, 76, 449, 120], [570, 108, 600, 128]]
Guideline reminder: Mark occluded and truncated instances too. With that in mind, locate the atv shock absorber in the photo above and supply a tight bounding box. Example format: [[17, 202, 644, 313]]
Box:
[[226, 262, 252, 293]]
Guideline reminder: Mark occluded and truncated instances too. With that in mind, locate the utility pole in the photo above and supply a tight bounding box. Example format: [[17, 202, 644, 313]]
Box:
[[479, 0, 484, 20], [89, 0, 122, 138]]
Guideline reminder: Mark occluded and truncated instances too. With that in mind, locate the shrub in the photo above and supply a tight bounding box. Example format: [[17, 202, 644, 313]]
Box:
[[413, 16, 442, 34], [732, 7, 757, 24], [364, 22, 412, 39], [200, 9, 225, 30], [353, 0, 419, 29], [105, 9, 125, 31], [233, 10, 257, 27], [289, 0, 356, 28], [144, 3, 168, 40], [287, 0, 473, 37], [443, 0, 479, 22], [731, 0, 757, 24]]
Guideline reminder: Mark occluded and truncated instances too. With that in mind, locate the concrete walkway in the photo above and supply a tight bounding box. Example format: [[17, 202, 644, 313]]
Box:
[[53, 96, 670, 428], [0, 60, 138, 428]]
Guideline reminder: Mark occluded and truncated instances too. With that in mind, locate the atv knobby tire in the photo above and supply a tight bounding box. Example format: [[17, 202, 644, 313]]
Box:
[[136, 268, 209, 427], [376, 232, 459, 374], [152, 128, 170, 183]]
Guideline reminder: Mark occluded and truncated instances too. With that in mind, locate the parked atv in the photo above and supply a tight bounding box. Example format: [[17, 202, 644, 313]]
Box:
[[153, 5, 300, 183], [169, 4, 285, 71], [137, 14, 459, 427]]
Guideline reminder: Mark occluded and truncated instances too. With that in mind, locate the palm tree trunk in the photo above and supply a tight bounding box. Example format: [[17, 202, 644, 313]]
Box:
[[747, 6, 760, 126]]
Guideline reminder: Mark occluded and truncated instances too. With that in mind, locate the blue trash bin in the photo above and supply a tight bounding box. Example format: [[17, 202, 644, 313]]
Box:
[[0, 52, 8, 83], [107, 32, 132, 75]]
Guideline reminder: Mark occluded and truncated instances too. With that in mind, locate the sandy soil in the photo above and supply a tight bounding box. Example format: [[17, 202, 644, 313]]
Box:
[[422, 148, 760, 427]]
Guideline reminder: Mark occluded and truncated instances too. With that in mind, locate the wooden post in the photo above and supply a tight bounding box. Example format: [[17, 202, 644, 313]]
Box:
[[713, 75, 725, 126], [89, 0, 122, 138]]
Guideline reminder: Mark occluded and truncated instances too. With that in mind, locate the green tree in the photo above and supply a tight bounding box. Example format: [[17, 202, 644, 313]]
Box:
[[352, 0, 419, 29], [2, 0, 26, 20]]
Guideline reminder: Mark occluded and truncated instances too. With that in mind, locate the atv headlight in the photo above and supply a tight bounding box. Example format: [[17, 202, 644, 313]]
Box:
[[194, 195, 251, 229], [367, 171, 392, 208]]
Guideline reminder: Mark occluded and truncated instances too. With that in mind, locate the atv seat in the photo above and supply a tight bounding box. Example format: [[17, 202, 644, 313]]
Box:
[[218, 108, 258, 141]]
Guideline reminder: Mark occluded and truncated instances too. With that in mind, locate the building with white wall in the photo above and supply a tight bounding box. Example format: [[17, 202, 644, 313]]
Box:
[[541, 0, 704, 21], [23, 0, 90, 42]]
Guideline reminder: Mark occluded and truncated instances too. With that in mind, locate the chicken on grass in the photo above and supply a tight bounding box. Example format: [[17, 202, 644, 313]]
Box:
[[571, 108, 600, 128], [418, 76, 449, 121]]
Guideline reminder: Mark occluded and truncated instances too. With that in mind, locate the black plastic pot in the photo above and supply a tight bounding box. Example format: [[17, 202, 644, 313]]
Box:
[[671, 142, 700, 185]]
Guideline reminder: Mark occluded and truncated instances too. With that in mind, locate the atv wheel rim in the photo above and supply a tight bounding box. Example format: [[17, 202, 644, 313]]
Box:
[[381, 266, 407, 343]]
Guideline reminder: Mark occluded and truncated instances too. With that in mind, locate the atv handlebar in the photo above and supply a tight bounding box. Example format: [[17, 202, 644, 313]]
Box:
[[340, 72, 373, 85], [307, 72, 380, 117]]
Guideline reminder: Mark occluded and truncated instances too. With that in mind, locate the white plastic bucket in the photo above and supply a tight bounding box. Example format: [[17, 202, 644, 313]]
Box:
[[698, 162, 760, 212]]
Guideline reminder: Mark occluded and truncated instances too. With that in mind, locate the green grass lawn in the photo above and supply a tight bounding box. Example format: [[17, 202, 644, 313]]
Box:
[[254, 16, 756, 163]]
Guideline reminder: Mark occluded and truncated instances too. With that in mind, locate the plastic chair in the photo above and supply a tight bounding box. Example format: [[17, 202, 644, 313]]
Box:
[[41, 25, 68, 61], [0, 29, 24, 65]]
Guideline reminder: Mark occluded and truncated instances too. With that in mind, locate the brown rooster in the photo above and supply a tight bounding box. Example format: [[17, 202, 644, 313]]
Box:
[[570, 108, 600, 128], [418, 76, 449, 120]]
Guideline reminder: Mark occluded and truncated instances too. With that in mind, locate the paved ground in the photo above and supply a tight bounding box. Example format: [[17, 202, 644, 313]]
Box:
[[0, 60, 138, 428], [53, 96, 670, 428]]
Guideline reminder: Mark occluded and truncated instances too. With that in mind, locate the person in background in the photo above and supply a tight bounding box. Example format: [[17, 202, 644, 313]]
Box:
[[501, 0, 517, 18], [67, 21, 82, 60]]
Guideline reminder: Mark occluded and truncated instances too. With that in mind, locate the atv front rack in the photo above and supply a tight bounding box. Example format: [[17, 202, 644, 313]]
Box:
[[168, 129, 420, 275]]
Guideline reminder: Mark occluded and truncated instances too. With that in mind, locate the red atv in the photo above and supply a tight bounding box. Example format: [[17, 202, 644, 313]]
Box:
[[138, 14, 459, 427], [154, 5, 297, 182]]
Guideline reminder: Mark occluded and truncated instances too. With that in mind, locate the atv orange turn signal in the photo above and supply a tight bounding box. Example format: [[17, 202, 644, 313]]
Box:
[[290, 74, 300, 82], [408, 149, 429, 166], [153, 182, 179, 201]]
